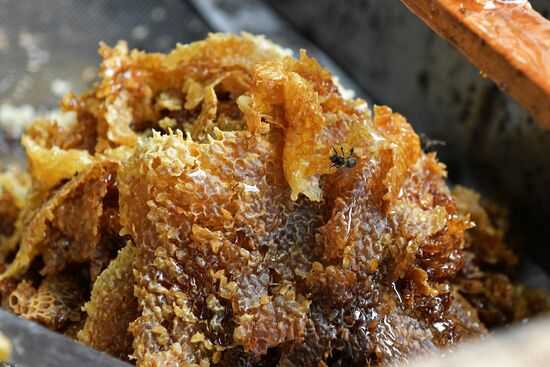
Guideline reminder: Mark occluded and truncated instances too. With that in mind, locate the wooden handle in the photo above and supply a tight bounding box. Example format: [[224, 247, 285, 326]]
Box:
[[400, 0, 550, 129]]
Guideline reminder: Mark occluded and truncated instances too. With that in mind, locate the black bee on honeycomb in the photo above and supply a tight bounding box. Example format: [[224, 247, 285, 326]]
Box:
[[330, 146, 356, 169]]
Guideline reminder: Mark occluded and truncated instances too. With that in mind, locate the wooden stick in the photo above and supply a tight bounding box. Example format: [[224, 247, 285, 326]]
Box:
[[400, 0, 550, 129]]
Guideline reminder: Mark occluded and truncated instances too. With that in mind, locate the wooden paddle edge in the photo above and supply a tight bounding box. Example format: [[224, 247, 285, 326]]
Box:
[[400, 0, 550, 129]]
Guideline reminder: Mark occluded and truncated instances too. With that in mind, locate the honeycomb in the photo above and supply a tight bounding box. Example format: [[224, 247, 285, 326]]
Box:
[[0, 33, 547, 366], [452, 186, 550, 328], [119, 128, 323, 365], [116, 41, 481, 365], [0, 168, 29, 243], [8, 273, 84, 331], [78, 242, 138, 360], [0, 161, 119, 279]]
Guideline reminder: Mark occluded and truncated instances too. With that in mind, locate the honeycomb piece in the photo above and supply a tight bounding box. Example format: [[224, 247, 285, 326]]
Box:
[[23, 135, 95, 192], [452, 186, 550, 328], [188, 71, 251, 142], [452, 186, 517, 270], [279, 288, 467, 366], [447, 292, 487, 338], [242, 51, 375, 201], [88, 205, 127, 282], [456, 249, 550, 329], [119, 129, 321, 365], [13, 33, 288, 176], [318, 150, 470, 284], [0, 161, 118, 279], [114, 38, 485, 366], [0, 168, 29, 240], [119, 127, 475, 366], [78, 242, 138, 360], [8, 273, 84, 330], [91, 33, 289, 151], [511, 287, 550, 321]]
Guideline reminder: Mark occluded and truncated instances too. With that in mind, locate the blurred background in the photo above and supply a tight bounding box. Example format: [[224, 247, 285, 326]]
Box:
[[0, 0, 549, 277]]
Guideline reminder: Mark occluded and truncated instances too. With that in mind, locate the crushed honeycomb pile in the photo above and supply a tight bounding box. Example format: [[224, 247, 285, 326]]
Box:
[[0, 33, 547, 366]]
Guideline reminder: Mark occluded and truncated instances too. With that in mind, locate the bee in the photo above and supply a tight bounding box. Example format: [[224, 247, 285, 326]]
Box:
[[329, 146, 357, 169]]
